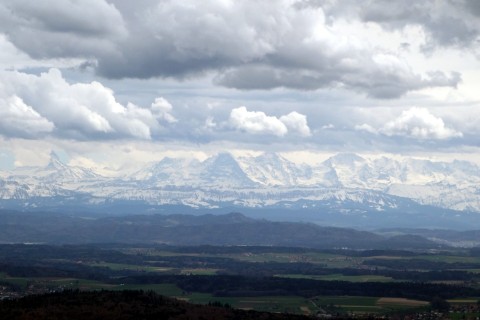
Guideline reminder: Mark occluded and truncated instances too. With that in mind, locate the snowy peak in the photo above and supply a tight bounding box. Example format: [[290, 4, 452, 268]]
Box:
[[199, 153, 257, 188], [44, 161, 100, 184], [323, 153, 366, 167], [2, 151, 480, 214], [321, 153, 371, 188], [134, 153, 256, 188], [133, 157, 201, 184], [202, 152, 238, 168], [238, 152, 302, 186], [46, 151, 67, 171], [369, 157, 404, 184]]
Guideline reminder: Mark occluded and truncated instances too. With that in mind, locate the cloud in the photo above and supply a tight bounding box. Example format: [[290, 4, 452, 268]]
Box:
[[363, 0, 480, 50], [313, 0, 480, 50], [95, 0, 278, 79], [229, 107, 288, 137], [0, 0, 462, 98], [356, 107, 463, 140], [0, 96, 54, 138], [151, 97, 178, 124], [96, 1, 460, 97], [354, 123, 377, 134], [280, 112, 311, 137], [321, 124, 335, 130], [0, 0, 126, 59], [229, 106, 311, 137], [215, 59, 460, 98], [0, 69, 177, 140]]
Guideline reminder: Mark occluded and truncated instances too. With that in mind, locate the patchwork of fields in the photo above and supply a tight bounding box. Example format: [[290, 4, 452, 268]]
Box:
[[1, 244, 480, 318]]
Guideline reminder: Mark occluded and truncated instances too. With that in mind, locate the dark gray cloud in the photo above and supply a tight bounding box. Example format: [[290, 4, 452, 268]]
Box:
[[311, 0, 480, 50], [0, 0, 465, 98], [96, 1, 284, 78], [0, 0, 126, 59], [361, 0, 479, 51], [215, 65, 460, 99], [99, 0, 463, 97], [463, 0, 480, 16]]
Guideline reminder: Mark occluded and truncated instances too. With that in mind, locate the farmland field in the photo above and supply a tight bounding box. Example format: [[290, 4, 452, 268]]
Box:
[[1, 244, 480, 318]]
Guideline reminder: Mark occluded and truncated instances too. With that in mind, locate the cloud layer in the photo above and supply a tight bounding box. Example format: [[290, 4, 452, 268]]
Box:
[[0, 0, 478, 156], [0, 0, 466, 98]]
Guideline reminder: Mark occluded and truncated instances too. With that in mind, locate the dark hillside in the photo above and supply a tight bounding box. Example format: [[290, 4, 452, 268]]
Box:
[[0, 290, 313, 320], [0, 210, 441, 250]]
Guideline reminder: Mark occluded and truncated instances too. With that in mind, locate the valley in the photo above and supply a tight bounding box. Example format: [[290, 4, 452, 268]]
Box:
[[1, 243, 480, 318]]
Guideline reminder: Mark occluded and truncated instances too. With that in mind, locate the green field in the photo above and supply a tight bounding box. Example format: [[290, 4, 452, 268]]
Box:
[[89, 261, 173, 272], [187, 294, 318, 315], [276, 273, 394, 282], [312, 296, 428, 314], [179, 268, 219, 275], [219, 251, 364, 268], [0, 273, 30, 289]]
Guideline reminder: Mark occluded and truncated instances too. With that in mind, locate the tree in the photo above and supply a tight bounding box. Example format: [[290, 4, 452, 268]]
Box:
[[430, 296, 450, 312]]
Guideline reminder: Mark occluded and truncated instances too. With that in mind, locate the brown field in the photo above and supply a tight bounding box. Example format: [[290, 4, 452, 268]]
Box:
[[300, 306, 311, 314], [365, 256, 407, 260], [376, 297, 429, 306], [448, 299, 479, 303], [239, 300, 269, 303]]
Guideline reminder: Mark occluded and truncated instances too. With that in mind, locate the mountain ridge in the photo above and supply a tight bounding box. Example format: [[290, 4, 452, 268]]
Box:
[[0, 210, 443, 249], [1, 152, 480, 229]]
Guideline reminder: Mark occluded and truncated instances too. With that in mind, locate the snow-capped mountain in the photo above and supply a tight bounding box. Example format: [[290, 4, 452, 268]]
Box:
[[131, 156, 202, 186], [10, 151, 101, 185], [198, 153, 257, 188], [1, 151, 480, 221], [131, 153, 255, 188], [0, 151, 102, 199], [238, 152, 338, 187]]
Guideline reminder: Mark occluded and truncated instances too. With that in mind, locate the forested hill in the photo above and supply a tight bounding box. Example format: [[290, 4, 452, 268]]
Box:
[[0, 290, 313, 320], [0, 210, 441, 249]]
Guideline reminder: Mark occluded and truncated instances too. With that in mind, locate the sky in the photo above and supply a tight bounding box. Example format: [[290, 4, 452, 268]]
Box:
[[0, 0, 480, 171]]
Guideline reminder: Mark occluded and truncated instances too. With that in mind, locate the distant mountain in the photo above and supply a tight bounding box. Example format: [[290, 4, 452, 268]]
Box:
[[12, 151, 100, 184], [239, 152, 338, 187], [198, 153, 257, 188], [0, 210, 441, 249], [376, 228, 480, 248], [1, 152, 480, 229]]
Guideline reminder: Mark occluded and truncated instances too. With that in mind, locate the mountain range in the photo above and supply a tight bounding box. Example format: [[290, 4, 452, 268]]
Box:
[[0, 210, 445, 249], [1, 151, 480, 229]]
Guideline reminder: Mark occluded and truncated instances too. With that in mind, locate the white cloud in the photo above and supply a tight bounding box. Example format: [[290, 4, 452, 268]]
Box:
[[204, 116, 217, 129], [0, 96, 54, 138], [321, 124, 335, 130], [229, 107, 311, 137], [357, 107, 463, 140], [0, 69, 177, 140], [279, 112, 311, 137], [151, 97, 177, 123], [382, 107, 463, 139], [229, 107, 288, 137], [354, 123, 377, 134]]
